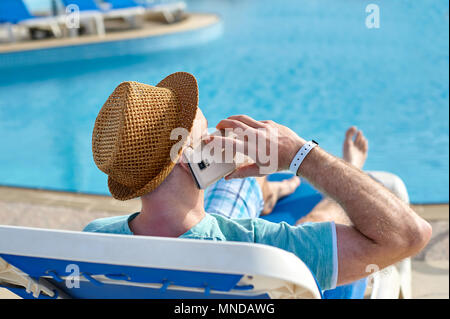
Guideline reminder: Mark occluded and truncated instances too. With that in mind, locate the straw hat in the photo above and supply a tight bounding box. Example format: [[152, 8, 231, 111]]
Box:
[[92, 72, 199, 200]]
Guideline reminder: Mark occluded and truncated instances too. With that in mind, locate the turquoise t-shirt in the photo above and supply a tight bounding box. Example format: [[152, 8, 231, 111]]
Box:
[[83, 213, 338, 290]]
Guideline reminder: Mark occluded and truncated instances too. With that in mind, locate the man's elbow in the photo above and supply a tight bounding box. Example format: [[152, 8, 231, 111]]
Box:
[[402, 218, 432, 257]]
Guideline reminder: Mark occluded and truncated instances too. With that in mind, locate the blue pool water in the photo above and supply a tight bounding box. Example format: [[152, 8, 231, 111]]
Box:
[[0, 0, 448, 203]]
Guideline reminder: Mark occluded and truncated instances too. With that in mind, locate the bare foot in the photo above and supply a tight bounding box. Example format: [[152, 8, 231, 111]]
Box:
[[343, 126, 369, 169], [258, 176, 301, 215]]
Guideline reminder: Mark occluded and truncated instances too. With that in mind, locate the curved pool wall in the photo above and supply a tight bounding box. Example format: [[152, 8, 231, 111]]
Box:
[[0, 21, 223, 68], [0, 0, 448, 204]]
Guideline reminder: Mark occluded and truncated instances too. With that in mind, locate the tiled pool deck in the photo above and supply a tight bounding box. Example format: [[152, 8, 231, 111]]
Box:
[[0, 185, 448, 299]]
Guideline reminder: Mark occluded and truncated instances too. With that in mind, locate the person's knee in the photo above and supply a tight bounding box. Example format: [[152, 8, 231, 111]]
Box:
[[367, 171, 410, 204]]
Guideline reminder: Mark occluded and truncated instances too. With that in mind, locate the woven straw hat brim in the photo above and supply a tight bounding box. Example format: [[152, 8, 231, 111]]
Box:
[[106, 72, 198, 200]]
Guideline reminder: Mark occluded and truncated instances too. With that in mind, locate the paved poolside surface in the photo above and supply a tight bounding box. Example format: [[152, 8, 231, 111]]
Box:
[[0, 186, 448, 299]]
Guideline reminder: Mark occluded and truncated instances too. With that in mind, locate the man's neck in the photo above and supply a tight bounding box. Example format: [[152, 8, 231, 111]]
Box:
[[129, 166, 206, 237]]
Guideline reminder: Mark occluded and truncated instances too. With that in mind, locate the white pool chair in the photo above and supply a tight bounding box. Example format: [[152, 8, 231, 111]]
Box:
[[99, 0, 145, 27], [0, 225, 322, 299], [61, 0, 146, 35], [0, 0, 63, 42], [142, 1, 187, 23]]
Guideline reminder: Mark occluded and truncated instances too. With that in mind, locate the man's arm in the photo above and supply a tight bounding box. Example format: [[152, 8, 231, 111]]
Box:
[[299, 146, 431, 285], [210, 115, 432, 286]]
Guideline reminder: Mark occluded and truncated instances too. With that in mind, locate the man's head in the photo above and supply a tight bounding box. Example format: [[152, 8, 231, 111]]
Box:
[[92, 72, 201, 201], [141, 107, 209, 199]]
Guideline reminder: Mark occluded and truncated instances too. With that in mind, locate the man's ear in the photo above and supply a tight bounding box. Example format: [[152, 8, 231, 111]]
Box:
[[178, 159, 191, 173]]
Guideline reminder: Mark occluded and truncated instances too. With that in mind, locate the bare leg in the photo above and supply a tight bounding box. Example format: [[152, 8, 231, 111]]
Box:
[[256, 175, 301, 215], [296, 126, 369, 226], [296, 197, 353, 225]]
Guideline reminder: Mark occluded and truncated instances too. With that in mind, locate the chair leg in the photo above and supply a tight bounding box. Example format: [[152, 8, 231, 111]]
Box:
[[396, 258, 412, 299], [6, 23, 16, 42], [68, 27, 78, 38], [49, 22, 62, 38], [162, 11, 175, 24], [94, 16, 105, 37], [83, 19, 95, 35]]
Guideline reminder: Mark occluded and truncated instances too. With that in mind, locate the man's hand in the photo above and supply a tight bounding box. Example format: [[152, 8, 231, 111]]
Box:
[[206, 115, 306, 179]]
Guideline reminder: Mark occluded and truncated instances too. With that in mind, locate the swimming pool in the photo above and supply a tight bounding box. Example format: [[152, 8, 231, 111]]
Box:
[[0, 0, 448, 203]]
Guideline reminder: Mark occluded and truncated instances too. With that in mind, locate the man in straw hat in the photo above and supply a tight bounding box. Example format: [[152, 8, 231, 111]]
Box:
[[85, 72, 431, 291]]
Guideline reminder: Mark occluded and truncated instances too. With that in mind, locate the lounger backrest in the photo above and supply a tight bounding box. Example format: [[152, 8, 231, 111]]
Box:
[[61, 0, 100, 11], [0, 225, 322, 299], [0, 0, 34, 24]]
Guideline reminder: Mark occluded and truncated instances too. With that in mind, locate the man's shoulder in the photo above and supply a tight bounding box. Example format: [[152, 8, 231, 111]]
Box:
[[83, 213, 137, 235], [206, 213, 257, 241]]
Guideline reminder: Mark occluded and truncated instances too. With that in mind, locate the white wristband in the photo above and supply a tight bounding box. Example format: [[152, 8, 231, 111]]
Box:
[[289, 140, 318, 174]]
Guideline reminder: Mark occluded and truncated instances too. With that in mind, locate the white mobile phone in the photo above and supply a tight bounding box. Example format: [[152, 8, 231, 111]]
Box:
[[183, 130, 237, 189]]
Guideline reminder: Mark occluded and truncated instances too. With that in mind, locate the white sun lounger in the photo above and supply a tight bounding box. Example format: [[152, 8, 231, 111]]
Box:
[[61, 0, 146, 36], [0, 225, 322, 299], [143, 1, 187, 23], [0, 0, 63, 42]]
